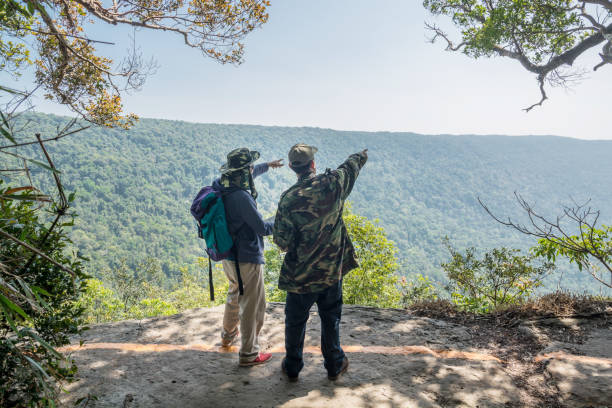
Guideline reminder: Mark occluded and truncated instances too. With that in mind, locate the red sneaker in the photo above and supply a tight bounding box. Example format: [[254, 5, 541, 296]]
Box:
[[239, 353, 272, 367]]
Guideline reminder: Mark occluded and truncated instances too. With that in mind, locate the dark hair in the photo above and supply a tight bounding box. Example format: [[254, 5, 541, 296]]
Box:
[[289, 160, 313, 175]]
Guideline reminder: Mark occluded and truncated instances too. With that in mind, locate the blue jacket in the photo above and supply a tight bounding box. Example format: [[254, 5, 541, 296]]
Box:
[[212, 163, 273, 264]]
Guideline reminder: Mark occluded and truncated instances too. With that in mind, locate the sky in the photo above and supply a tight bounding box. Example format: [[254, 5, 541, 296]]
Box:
[[21, 0, 612, 140]]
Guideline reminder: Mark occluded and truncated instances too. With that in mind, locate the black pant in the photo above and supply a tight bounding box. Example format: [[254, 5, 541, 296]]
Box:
[[284, 280, 346, 377]]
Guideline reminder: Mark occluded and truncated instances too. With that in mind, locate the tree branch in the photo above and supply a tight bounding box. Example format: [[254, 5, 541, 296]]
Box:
[[0, 126, 90, 150], [424, 22, 466, 51], [0, 228, 75, 277], [524, 75, 548, 112]]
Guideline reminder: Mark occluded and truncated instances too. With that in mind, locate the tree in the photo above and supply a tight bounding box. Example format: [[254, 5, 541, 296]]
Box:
[[479, 193, 612, 289], [263, 205, 403, 307], [341, 204, 402, 308], [423, 0, 612, 111], [1, 2, 270, 404], [1, 0, 270, 127], [103, 257, 164, 313]]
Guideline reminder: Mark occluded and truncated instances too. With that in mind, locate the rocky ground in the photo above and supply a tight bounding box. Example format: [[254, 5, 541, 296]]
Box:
[[59, 303, 611, 408]]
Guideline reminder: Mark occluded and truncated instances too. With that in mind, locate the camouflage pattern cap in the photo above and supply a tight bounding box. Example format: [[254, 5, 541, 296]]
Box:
[[288, 143, 318, 167], [220, 147, 260, 174]]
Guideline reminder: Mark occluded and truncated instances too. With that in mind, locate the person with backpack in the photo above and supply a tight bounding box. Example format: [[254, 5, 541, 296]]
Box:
[[273, 144, 368, 381], [211, 147, 283, 366]]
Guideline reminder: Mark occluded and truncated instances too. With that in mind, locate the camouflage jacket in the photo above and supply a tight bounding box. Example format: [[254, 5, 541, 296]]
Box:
[[273, 151, 368, 293]]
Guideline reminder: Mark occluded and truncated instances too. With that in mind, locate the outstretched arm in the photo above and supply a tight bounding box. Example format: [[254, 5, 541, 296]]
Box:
[[336, 149, 368, 201], [252, 159, 284, 179]]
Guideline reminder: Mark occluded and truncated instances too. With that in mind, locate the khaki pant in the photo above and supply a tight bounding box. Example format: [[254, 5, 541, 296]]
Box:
[[221, 260, 266, 363]]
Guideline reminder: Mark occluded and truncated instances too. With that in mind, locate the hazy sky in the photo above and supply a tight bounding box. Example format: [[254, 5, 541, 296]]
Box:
[[26, 0, 611, 140]]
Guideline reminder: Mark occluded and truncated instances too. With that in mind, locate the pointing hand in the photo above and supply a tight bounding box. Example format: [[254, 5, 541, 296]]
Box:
[[268, 159, 284, 169]]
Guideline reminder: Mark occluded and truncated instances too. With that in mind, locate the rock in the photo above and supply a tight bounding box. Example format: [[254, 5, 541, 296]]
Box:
[[543, 355, 612, 407], [57, 305, 612, 408]]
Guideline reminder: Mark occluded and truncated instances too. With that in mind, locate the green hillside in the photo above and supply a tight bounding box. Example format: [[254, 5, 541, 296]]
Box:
[[13, 113, 612, 293]]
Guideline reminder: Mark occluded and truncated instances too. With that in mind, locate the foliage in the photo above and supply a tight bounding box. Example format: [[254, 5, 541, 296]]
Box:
[[166, 261, 228, 311], [0, 0, 33, 75], [78, 279, 124, 324], [399, 274, 440, 307], [13, 112, 612, 295], [102, 258, 165, 313], [0, 181, 87, 407], [442, 239, 555, 312], [0, 0, 270, 127], [423, 0, 612, 110], [534, 225, 612, 288], [78, 258, 228, 324], [263, 241, 286, 302], [342, 204, 402, 308], [0, 0, 269, 402], [481, 193, 612, 289]]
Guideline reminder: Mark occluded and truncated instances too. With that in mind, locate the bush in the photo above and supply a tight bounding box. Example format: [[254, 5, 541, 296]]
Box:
[[1, 183, 87, 407], [79, 258, 229, 323], [442, 239, 555, 312], [399, 274, 440, 307]]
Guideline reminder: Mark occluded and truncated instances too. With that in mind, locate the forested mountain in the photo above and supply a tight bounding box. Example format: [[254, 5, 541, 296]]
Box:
[[15, 113, 612, 293]]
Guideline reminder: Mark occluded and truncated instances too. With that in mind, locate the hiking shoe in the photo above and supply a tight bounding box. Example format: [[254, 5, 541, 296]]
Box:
[[221, 330, 239, 347], [281, 358, 299, 382], [239, 353, 272, 367], [328, 357, 349, 380]]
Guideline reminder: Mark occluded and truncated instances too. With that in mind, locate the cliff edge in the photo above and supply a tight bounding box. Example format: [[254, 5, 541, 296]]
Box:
[[59, 303, 611, 407]]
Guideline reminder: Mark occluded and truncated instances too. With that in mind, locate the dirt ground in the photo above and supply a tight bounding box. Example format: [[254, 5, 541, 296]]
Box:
[[59, 303, 612, 408]]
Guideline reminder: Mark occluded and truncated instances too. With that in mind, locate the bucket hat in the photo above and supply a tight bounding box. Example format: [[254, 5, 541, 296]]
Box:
[[220, 148, 261, 174]]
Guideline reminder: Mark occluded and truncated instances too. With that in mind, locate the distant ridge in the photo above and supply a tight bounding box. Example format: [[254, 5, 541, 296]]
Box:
[[14, 112, 612, 293]]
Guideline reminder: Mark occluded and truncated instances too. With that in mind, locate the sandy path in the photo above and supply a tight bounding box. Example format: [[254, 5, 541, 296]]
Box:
[[59, 303, 612, 408]]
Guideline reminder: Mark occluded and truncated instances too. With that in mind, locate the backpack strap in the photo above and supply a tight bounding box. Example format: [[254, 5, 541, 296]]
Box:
[[208, 256, 215, 301], [233, 244, 244, 296], [220, 190, 244, 296]]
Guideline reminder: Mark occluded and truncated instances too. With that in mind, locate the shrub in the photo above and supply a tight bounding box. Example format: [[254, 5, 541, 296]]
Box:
[[399, 274, 440, 307], [263, 242, 287, 302], [1, 183, 87, 407], [442, 239, 555, 312]]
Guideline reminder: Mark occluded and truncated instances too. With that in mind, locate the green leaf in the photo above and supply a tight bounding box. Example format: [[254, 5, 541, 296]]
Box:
[[14, 277, 44, 311], [1, 150, 61, 173], [27, 158, 61, 174], [0, 126, 16, 143], [21, 328, 63, 359], [0, 110, 16, 144], [31, 289, 50, 309], [0, 292, 29, 320], [23, 355, 51, 380], [31, 285, 52, 297], [0, 303, 19, 332]]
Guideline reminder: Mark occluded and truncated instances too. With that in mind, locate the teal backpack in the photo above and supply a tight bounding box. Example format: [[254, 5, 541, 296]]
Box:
[[190, 186, 243, 300]]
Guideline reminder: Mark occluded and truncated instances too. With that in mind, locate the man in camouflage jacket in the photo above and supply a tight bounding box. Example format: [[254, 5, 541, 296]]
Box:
[[273, 144, 368, 381]]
